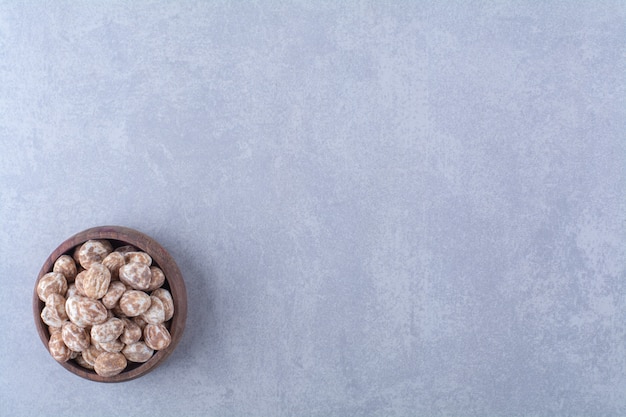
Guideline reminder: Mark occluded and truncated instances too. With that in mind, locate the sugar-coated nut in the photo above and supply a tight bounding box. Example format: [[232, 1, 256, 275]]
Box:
[[48, 325, 62, 336], [111, 304, 127, 318], [132, 315, 148, 329], [120, 318, 142, 344], [49, 332, 72, 362], [73, 244, 82, 263], [124, 251, 152, 266], [83, 263, 111, 299], [65, 295, 108, 327], [94, 352, 127, 377], [53, 255, 77, 283], [82, 345, 104, 366], [102, 252, 125, 280], [77, 240, 113, 269], [151, 288, 174, 321], [66, 283, 79, 298], [95, 338, 125, 353], [102, 281, 127, 309], [115, 245, 137, 255], [75, 354, 94, 370], [146, 266, 166, 291], [62, 322, 90, 352], [119, 290, 151, 317], [41, 293, 68, 327], [122, 342, 154, 363], [119, 262, 151, 290], [141, 296, 165, 325], [74, 271, 87, 296], [143, 324, 171, 351], [41, 306, 66, 327], [91, 318, 124, 343], [37, 272, 68, 302]]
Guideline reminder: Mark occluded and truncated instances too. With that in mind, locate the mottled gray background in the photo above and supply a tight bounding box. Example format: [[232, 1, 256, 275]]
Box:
[[0, 1, 625, 416]]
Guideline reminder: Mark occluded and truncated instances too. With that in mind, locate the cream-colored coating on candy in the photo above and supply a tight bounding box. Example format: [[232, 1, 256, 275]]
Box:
[[62, 322, 91, 352], [41, 293, 68, 327], [102, 252, 125, 280], [37, 272, 68, 302], [74, 271, 87, 296], [82, 344, 104, 366], [91, 318, 124, 343], [49, 332, 72, 362], [94, 352, 127, 377], [53, 255, 77, 283], [141, 296, 165, 325], [151, 288, 174, 321], [75, 354, 94, 370], [119, 262, 151, 290], [78, 240, 113, 269], [146, 266, 166, 291], [120, 317, 142, 344], [95, 338, 124, 353], [119, 290, 151, 316], [65, 295, 108, 327], [122, 342, 154, 363], [124, 251, 152, 266], [143, 324, 171, 351], [83, 263, 111, 299], [102, 281, 127, 309], [48, 325, 62, 336], [132, 315, 148, 329], [66, 283, 79, 298]]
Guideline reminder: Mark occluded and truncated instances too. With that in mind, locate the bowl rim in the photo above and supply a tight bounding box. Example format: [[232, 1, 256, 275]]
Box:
[[33, 225, 187, 383]]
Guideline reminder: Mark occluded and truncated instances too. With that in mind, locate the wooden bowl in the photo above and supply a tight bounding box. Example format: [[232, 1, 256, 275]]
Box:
[[33, 226, 187, 382]]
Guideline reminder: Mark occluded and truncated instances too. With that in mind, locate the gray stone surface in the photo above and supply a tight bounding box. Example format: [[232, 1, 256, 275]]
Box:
[[1, 2, 625, 416]]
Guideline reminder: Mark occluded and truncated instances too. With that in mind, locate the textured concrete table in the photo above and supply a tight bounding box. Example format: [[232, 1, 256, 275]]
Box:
[[1, 2, 625, 416]]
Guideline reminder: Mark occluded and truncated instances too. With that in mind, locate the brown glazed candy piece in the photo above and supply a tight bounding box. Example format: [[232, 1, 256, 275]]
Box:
[[140, 296, 165, 325], [146, 266, 166, 291], [48, 325, 62, 336], [119, 262, 151, 290], [74, 271, 87, 296], [91, 318, 124, 343], [37, 272, 68, 302], [66, 283, 79, 298], [143, 324, 171, 351], [119, 290, 151, 317], [151, 288, 174, 321], [82, 344, 104, 366], [95, 338, 125, 353], [94, 352, 127, 377], [77, 240, 113, 269], [82, 263, 111, 300], [132, 315, 148, 329], [65, 295, 108, 327], [102, 281, 127, 309], [102, 252, 125, 280], [75, 354, 94, 370], [53, 255, 77, 283], [49, 332, 72, 363], [41, 293, 68, 328], [123, 251, 152, 266], [122, 342, 154, 363], [61, 322, 90, 352], [120, 318, 142, 344]]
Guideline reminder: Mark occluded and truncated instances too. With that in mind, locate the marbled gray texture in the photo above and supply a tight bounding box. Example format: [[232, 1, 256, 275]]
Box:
[[0, 1, 625, 416]]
